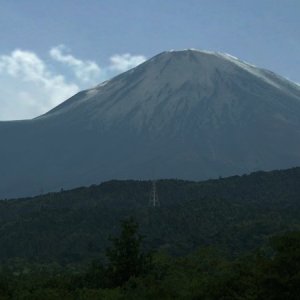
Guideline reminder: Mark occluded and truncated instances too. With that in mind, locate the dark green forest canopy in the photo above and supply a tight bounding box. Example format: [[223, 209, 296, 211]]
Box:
[[1, 225, 300, 299], [0, 167, 300, 263]]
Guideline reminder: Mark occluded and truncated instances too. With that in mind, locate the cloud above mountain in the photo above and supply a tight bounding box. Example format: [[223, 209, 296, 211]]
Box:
[[49, 45, 102, 83], [0, 46, 146, 120], [109, 53, 147, 72]]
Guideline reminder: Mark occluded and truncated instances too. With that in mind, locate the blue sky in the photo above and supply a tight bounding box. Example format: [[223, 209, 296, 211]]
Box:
[[0, 0, 299, 120]]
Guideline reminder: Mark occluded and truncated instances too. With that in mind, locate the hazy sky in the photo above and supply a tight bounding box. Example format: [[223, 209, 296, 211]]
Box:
[[0, 0, 299, 120]]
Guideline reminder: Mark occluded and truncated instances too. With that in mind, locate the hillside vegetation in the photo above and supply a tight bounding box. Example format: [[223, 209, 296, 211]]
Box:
[[1, 167, 300, 263]]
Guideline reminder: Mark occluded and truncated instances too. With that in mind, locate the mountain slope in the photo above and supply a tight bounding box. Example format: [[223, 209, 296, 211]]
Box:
[[1, 49, 300, 198], [1, 167, 300, 263]]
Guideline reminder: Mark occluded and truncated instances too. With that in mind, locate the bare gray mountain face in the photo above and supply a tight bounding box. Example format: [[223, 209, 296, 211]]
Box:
[[1, 49, 300, 198]]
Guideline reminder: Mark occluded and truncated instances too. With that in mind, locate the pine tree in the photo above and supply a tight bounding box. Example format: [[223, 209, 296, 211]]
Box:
[[105, 217, 152, 287]]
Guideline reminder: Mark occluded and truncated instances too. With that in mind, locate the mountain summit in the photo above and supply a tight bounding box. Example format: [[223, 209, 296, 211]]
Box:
[[1, 49, 300, 198]]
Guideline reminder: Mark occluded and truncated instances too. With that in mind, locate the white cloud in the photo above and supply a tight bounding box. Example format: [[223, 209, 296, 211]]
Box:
[[0, 49, 79, 120], [109, 53, 146, 72], [50, 45, 101, 83], [0, 46, 146, 120]]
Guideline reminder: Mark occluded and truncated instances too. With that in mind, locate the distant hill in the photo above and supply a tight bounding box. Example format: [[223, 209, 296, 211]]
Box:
[[1, 167, 300, 263], [1, 49, 300, 198]]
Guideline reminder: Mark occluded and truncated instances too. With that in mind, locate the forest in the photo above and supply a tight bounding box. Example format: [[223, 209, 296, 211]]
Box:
[[1, 167, 300, 298], [0, 218, 300, 299]]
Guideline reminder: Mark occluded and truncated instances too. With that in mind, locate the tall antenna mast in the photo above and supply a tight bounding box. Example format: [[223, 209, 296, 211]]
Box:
[[149, 180, 160, 207]]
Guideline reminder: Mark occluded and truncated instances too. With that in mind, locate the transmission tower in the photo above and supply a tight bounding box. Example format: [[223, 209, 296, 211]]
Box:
[[149, 180, 160, 207]]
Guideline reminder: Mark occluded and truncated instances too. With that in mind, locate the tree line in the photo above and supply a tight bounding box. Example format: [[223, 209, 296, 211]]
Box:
[[1, 218, 300, 299]]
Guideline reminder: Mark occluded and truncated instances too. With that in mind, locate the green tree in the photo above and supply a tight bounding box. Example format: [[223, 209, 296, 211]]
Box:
[[105, 217, 152, 287], [258, 232, 300, 300]]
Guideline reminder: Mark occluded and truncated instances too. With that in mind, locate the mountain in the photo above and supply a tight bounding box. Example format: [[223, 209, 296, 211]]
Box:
[[1, 49, 300, 198], [1, 167, 300, 263]]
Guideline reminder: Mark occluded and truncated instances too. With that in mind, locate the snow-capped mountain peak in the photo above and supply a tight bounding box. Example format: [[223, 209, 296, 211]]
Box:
[[42, 49, 300, 132], [1, 49, 300, 198]]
